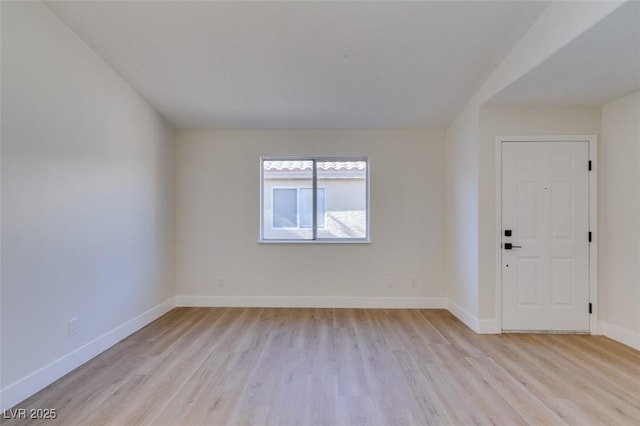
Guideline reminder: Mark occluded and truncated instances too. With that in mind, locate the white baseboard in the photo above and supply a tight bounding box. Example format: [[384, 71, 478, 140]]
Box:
[[447, 300, 499, 334], [477, 318, 500, 334], [176, 296, 505, 332], [0, 298, 176, 412], [601, 321, 640, 351], [175, 295, 448, 309]]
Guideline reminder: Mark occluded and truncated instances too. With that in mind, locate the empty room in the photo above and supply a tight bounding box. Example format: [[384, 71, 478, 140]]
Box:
[[2, 1, 639, 425]]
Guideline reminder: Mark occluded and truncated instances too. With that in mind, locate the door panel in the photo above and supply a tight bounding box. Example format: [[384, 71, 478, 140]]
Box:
[[517, 182, 538, 238], [517, 258, 540, 306], [551, 258, 574, 306], [551, 181, 573, 239], [502, 141, 589, 332]]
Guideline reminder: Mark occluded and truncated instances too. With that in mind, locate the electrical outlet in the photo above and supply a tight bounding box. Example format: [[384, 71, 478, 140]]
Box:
[[216, 276, 225, 288], [68, 318, 78, 337], [385, 278, 394, 289], [410, 277, 417, 288]]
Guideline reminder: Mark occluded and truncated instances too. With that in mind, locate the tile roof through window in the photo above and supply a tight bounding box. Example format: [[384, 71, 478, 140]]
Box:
[[264, 161, 366, 171]]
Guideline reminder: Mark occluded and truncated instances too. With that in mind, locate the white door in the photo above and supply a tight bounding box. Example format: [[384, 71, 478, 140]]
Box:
[[502, 141, 590, 332]]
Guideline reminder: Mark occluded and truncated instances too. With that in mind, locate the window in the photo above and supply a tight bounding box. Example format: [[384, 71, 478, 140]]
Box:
[[261, 157, 369, 242]]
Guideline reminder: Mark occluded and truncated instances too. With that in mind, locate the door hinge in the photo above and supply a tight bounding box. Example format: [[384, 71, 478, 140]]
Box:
[[589, 231, 592, 242], [589, 303, 593, 314], [588, 160, 592, 171]]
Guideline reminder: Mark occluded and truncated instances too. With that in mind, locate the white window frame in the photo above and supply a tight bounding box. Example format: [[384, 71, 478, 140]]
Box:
[[260, 156, 370, 243], [271, 187, 326, 229]]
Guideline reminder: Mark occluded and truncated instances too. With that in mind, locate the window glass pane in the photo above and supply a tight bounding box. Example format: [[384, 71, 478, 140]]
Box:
[[316, 161, 367, 239], [272, 188, 297, 228], [262, 160, 313, 240], [299, 188, 326, 228], [299, 188, 312, 228]]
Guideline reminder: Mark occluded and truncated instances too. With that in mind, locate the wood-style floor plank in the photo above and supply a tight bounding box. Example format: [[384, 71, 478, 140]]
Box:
[[2, 308, 639, 426]]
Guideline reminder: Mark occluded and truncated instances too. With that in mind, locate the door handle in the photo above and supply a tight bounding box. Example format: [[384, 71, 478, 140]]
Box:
[[504, 243, 522, 250]]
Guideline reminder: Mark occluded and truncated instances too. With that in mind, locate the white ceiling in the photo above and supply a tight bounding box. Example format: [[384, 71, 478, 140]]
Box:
[[489, 1, 640, 106], [47, 1, 549, 130]]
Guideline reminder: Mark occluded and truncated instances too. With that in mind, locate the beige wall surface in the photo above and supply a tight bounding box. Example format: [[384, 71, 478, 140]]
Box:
[[478, 105, 602, 320], [445, 106, 480, 319], [1, 1, 175, 391], [601, 91, 640, 340], [176, 129, 445, 299]]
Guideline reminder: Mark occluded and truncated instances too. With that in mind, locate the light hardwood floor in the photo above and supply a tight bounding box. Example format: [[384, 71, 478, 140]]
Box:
[[3, 308, 639, 425]]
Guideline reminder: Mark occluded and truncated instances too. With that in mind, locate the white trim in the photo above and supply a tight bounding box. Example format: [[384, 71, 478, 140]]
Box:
[[175, 295, 447, 309], [587, 137, 599, 334], [495, 140, 504, 332], [0, 298, 176, 412], [447, 300, 478, 331], [447, 300, 500, 334], [477, 319, 500, 334], [494, 135, 598, 333], [601, 322, 640, 351], [258, 239, 371, 244], [176, 296, 503, 333]]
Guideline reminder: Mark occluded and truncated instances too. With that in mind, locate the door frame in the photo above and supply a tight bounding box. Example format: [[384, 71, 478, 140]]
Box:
[[495, 135, 598, 333]]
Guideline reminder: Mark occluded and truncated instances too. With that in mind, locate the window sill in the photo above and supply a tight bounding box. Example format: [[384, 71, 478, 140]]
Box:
[[258, 239, 371, 244]]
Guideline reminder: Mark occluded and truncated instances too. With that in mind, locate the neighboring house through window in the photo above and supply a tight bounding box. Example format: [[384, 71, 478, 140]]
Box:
[[273, 187, 326, 229], [261, 157, 369, 242]]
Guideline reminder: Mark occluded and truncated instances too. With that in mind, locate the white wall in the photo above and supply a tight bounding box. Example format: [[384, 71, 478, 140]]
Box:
[[176, 129, 445, 306], [445, 106, 480, 325], [1, 2, 175, 408], [600, 91, 640, 349], [478, 106, 602, 321]]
